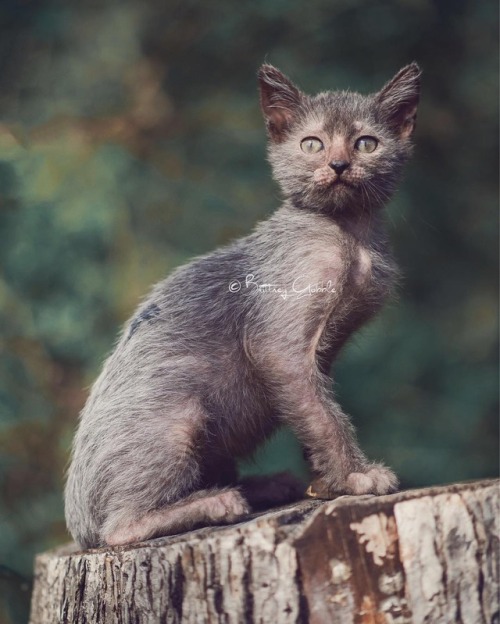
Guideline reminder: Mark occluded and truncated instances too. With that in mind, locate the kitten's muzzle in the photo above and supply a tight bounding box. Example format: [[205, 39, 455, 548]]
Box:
[[329, 160, 350, 175]]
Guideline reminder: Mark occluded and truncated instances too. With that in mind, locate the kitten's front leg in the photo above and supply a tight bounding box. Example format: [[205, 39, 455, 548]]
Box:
[[278, 374, 398, 497]]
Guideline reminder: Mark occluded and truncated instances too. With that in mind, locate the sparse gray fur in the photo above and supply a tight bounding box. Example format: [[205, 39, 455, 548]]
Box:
[[65, 62, 421, 548]]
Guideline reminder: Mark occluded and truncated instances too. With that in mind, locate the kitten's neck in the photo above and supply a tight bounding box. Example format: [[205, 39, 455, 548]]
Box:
[[287, 197, 387, 244], [335, 209, 384, 242]]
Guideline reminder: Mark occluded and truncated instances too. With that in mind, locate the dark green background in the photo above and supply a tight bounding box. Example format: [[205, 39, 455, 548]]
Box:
[[0, 1, 498, 621]]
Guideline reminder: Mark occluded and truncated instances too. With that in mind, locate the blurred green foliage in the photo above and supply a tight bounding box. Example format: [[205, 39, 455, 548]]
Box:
[[0, 0, 498, 619]]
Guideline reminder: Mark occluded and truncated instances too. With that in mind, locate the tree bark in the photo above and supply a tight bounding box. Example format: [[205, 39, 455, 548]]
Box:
[[30, 479, 499, 623]]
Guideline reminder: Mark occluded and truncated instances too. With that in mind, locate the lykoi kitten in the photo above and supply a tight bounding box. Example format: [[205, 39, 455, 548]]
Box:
[[65, 62, 421, 548]]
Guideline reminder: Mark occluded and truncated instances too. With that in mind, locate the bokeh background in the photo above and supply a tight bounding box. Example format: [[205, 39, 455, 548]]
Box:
[[0, 0, 498, 621]]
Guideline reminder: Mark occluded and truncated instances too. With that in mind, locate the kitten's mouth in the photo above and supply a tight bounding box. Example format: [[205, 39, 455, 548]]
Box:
[[315, 176, 359, 207], [313, 167, 356, 190], [332, 178, 353, 187], [328, 177, 357, 194]]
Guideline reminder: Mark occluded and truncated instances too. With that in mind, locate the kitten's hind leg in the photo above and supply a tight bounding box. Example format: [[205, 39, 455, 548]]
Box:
[[239, 471, 306, 511], [104, 487, 250, 547]]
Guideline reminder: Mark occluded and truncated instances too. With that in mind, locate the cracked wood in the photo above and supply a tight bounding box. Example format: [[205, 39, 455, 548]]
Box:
[[30, 479, 499, 623]]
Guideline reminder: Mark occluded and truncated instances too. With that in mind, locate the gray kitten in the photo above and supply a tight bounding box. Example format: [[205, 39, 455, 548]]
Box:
[[65, 62, 420, 548]]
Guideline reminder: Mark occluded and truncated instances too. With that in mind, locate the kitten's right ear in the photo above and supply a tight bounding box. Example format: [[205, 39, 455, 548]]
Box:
[[376, 63, 421, 139], [258, 64, 303, 143]]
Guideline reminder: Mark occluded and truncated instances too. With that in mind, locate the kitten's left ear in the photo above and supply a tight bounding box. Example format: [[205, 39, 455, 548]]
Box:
[[375, 63, 421, 139], [258, 64, 304, 143]]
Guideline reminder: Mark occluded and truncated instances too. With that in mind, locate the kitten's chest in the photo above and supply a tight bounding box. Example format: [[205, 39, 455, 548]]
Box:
[[346, 242, 395, 294], [314, 237, 394, 299], [312, 238, 396, 359]]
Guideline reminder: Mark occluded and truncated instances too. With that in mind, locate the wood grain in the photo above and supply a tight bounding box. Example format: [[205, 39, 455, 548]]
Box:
[[30, 479, 499, 623]]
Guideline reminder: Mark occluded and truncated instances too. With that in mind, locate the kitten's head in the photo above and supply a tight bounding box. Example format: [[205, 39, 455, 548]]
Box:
[[258, 63, 421, 214]]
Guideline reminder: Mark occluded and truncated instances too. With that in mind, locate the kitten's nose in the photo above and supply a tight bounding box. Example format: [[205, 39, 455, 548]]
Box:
[[329, 160, 350, 175]]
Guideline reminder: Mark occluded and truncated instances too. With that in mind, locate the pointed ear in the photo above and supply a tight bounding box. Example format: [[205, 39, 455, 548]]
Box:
[[258, 64, 304, 143], [375, 63, 421, 139]]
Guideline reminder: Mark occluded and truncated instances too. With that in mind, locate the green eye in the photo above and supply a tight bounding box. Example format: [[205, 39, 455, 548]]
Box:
[[355, 136, 378, 153], [300, 137, 324, 154]]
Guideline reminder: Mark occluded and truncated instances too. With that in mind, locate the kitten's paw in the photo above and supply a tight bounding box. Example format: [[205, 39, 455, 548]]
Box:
[[345, 465, 398, 495], [211, 489, 250, 521], [306, 465, 398, 499]]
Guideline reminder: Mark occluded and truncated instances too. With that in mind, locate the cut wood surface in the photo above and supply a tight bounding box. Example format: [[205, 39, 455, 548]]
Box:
[[30, 479, 499, 623]]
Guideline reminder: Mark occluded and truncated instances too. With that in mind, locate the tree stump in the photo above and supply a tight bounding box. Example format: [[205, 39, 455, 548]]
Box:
[[30, 479, 498, 623]]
